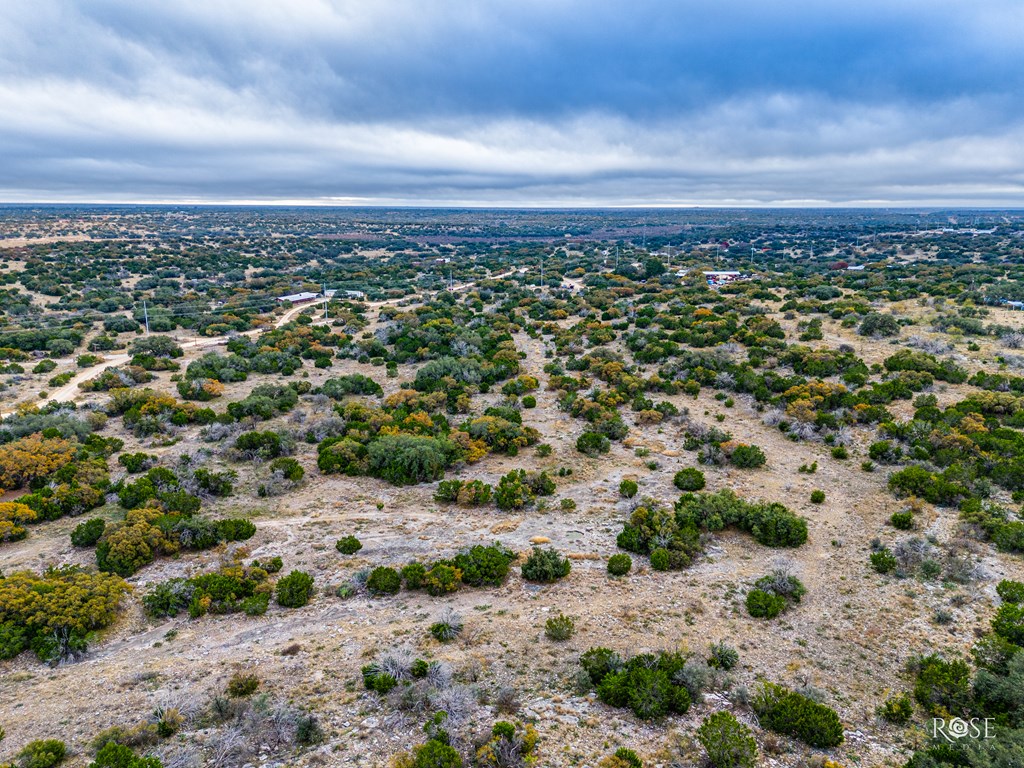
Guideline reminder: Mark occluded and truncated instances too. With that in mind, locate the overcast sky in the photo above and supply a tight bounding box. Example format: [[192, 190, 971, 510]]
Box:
[[1, 0, 1023, 206]]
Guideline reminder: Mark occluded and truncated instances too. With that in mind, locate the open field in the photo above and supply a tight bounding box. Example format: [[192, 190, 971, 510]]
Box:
[[1, 208, 1023, 768]]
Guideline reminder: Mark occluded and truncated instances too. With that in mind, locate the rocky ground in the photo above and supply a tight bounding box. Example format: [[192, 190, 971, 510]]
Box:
[[1, 296, 1022, 768]]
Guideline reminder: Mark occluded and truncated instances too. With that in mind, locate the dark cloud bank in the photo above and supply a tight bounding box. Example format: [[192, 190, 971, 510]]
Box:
[[1, 0, 1022, 206]]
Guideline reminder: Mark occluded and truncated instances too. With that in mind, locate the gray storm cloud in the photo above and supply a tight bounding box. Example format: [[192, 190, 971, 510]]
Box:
[[1, 0, 1022, 205]]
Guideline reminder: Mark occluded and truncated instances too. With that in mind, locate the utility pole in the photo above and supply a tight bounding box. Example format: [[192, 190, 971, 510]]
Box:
[[615, 246, 619, 271], [540, 252, 545, 287], [323, 283, 328, 320], [142, 300, 150, 334]]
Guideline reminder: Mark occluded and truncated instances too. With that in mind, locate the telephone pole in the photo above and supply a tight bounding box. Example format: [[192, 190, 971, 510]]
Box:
[[142, 301, 150, 334], [323, 283, 328, 320]]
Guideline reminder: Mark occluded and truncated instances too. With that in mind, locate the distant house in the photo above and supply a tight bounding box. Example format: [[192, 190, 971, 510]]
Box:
[[703, 270, 743, 287], [323, 289, 365, 300], [1002, 300, 1024, 310], [276, 291, 319, 304], [846, 265, 866, 271]]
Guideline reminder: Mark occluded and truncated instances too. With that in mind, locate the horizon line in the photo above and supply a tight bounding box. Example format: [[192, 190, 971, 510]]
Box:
[[2, 199, 1024, 212]]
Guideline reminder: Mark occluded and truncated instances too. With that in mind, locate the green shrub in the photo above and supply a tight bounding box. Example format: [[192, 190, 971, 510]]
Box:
[[536, 444, 553, 457], [521, 547, 571, 583], [752, 571, 806, 610], [407, 739, 462, 768], [649, 548, 670, 571], [367, 434, 453, 485], [226, 672, 260, 697], [275, 570, 314, 608], [216, 518, 256, 541], [673, 468, 706, 491], [0, 567, 128, 662], [878, 693, 913, 724], [522, 395, 536, 408], [433, 480, 464, 503], [859, 312, 901, 337], [234, 430, 284, 460], [619, 479, 639, 498], [888, 465, 966, 506], [870, 547, 898, 574], [545, 613, 575, 641], [319, 374, 383, 398], [142, 565, 269, 619], [580, 647, 622, 684], [607, 553, 632, 577], [295, 713, 324, 747], [810, 489, 825, 504], [454, 543, 515, 587], [997, 579, 1024, 604], [242, 593, 270, 616], [432, 479, 495, 507], [402, 562, 427, 590], [745, 589, 786, 619], [890, 511, 914, 530], [361, 665, 399, 695], [696, 711, 757, 768], [335, 536, 362, 555], [912, 654, 972, 717], [921, 557, 943, 581], [524, 470, 555, 497], [118, 452, 156, 473], [452, 479, 493, 506], [424, 563, 462, 596], [268, 457, 304, 482], [992, 602, 1024, 645], [673, 490, 808, 548], [367, 567, 402, 596], [70, 518, 106, 547], [576, 431, 611, 456], [0, 620, 27, 660], [16, 740, 66, 768], [584, 649, 692, 720], [193, 468, 236, 496], [89, 742, 163, 768], [707, 642, 738, 671], [730, 444, 767, 469], [494, 470, 534, 510], [831, 446, 848, 460], [753, 682, 844, 747]]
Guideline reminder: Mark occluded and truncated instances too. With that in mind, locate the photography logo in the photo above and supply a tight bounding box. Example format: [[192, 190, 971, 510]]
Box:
[[931, 717, 995, 743]]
